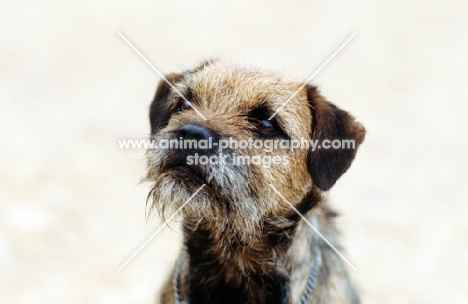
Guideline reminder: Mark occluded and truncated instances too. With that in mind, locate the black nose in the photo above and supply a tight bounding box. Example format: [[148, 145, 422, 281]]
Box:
[[176, 124, 218, 154], [176, 124, 216, 141]]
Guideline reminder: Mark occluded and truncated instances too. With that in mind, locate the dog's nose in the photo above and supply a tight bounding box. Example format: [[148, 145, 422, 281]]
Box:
[[177, 124, 216, 141], [176, 124, 218, 154]]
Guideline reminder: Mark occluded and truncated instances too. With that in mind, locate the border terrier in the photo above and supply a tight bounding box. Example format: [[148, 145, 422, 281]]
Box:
[[146, 59, 365, 304]]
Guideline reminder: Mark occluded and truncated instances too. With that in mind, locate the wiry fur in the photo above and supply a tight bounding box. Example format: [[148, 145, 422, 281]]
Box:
[[145, 60, 365, 303]]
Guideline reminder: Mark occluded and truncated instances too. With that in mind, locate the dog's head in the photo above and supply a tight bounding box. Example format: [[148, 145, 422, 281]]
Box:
[[146, 60, 365, 241]]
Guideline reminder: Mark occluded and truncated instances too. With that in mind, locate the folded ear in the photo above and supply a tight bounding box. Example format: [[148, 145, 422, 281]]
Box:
[[149, 73, 183, 134], [307, 85, 365, 191]]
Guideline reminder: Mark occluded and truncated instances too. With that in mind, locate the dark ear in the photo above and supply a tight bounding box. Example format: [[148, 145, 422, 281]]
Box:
[[307, 85, 365, 191], [149, 73, 183, 134]]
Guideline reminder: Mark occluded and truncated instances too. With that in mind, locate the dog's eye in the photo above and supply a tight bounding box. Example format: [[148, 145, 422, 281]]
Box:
[[174, 99, 191, 114], [248, 105, 287, 137], [257, 119, 276, 133], [249, 117, 283, 137]]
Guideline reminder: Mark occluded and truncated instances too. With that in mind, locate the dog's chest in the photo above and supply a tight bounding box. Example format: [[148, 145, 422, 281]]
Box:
[[187, 271, 289, 304]]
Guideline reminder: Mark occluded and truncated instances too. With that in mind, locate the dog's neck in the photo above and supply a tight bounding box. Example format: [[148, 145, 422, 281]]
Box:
[[181, 221, 292, 304], [180, 190, 321, 304]]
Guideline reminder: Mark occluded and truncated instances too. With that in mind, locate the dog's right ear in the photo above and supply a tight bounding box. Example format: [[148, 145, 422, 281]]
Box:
[[307, 85, 365, 191], [149, 73, 183, 134]]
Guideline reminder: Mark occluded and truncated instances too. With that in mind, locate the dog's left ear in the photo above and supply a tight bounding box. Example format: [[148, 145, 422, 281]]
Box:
[[307, 85, 365, 191], [149, 73, 183, 134]]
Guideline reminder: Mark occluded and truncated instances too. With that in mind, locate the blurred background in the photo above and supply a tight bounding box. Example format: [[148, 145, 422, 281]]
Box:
[[1, 0, 467, 303]]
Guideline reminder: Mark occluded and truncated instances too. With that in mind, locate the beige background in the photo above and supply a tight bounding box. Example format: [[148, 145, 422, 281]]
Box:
[[1, 0, 467, 303]]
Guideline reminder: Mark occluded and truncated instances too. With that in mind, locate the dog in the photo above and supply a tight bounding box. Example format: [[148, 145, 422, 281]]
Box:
[[145, 59, 365, 304]]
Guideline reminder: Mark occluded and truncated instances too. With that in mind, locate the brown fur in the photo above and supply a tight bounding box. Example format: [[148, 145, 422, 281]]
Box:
[[145, 60, 365, 304]]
